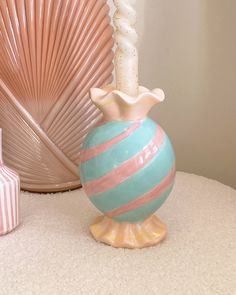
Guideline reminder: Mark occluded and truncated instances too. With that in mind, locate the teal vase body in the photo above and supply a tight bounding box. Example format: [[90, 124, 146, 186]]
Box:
[[80, 117, 176, 224]]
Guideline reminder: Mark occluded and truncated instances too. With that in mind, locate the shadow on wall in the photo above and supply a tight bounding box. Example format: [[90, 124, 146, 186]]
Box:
[[139, 0, 236, 188]]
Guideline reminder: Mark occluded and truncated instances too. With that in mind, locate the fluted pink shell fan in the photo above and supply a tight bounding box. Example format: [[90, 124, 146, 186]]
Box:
[[0, 0, 114, 192]]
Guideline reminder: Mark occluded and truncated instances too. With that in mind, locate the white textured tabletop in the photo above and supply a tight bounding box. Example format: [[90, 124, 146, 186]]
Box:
[[0, 172, 235, 295]]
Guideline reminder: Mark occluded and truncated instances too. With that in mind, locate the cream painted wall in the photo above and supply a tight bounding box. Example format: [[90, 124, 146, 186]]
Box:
[[108, 0, 236, 188]]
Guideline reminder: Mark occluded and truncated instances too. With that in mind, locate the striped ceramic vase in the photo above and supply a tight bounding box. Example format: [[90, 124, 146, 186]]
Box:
[[0, 129, 20, 235], [80, 86, 176, 248]]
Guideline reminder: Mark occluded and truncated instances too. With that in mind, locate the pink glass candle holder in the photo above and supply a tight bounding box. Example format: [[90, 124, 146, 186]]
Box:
[[0, 129, 20, 235]]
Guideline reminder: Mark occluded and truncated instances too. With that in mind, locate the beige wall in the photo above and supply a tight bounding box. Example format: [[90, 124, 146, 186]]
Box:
[[108, 0, 236, 188]]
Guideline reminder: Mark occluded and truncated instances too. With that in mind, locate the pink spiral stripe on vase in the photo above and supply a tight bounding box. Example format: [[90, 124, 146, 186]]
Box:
[[80, 121, 141, 163], [0, 129, 20, 236], [84, 126, 164, 196], [106, 165, 176, 218]]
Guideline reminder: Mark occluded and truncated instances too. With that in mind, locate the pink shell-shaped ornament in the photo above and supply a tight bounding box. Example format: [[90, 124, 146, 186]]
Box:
[[0, 129, 20, 235], [0, 0, 114, 192]]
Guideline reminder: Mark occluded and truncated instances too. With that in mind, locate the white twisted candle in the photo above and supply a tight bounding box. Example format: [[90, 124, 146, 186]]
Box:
[[113, 0, 139, 96]]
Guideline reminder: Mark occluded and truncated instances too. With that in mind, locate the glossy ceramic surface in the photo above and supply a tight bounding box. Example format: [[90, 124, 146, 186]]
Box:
[[80, 86, 176, 248], [80, 118, 176, 223]]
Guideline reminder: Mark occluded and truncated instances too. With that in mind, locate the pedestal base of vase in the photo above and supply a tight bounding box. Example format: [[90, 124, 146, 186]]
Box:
[[90, 215, 167, 249]]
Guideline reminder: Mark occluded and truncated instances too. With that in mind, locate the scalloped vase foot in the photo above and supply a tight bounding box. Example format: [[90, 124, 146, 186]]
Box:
[[90, 215, 167, 249], [0, 0, 113, 192]]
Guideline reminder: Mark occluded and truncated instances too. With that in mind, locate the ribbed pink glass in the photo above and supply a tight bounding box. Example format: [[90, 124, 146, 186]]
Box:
[[0, 0, 114, 192], [0, 129, 20, 235]]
